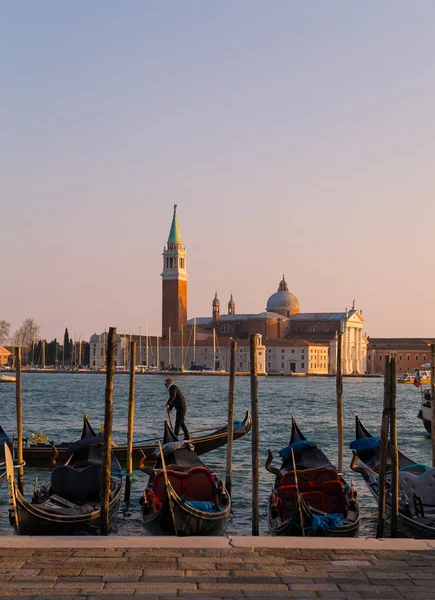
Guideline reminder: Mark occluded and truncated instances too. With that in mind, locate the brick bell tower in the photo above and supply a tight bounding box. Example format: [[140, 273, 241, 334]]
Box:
[[162, 205, 188, 338]]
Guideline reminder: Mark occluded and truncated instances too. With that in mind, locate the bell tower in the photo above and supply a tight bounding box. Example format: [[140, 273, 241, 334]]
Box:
[[162, 205, 188, 338]]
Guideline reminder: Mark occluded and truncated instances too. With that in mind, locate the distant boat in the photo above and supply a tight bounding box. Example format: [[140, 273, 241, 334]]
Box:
[[0, 376, 16, 383], [398, 367, 431, 385]]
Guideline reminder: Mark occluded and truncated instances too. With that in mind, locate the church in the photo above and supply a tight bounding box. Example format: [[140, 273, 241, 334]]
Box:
[[161, 206, 368, 375]]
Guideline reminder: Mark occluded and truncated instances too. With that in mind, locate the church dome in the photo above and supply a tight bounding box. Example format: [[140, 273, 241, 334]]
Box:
[[266, 275, 300, 317]]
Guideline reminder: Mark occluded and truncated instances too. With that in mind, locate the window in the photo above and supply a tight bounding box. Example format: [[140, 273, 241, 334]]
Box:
[[301, 362, 304, 368], [281, 362, 284, 368], [416, 355, 419, 361], [281, 349, 285, 353], [291, 349, 294, 353], [268, 362, 271, 369], [407, 354, 410, 361], [221, 324, 233, 333], [268, 348, 271, 353], [379, 355, 382, 361], [399, 355, 402, 361], [259, 352, 262, 356], [239, 362, 243, 369], [301, 349, 305, 354], [424, 355, 427, 362]]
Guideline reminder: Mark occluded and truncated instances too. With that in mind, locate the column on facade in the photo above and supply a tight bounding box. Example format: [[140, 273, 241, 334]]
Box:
[[343, 328, 349, 375]]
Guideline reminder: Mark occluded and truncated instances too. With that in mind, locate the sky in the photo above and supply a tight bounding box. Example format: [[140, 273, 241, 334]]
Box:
[[2, 1, 435, 341]]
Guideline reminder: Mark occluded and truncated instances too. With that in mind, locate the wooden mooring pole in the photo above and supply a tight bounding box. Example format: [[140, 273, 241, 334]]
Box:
[[389, 356, 399, 537], [14, 347, 24, 494], [336, 330, 344, 473], [101, 327, 116, 535], [376, 355, 391, 538], [124, 341, 136, 505], [250, 334, 259, 536], [431, 344, 435, 467], [225, 340, 237, 496]]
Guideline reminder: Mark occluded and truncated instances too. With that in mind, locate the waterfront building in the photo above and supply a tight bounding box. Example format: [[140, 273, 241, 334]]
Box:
[[0, 346, 11, 366], [366, 338, 435, 374], [89, 331, 160, 369]]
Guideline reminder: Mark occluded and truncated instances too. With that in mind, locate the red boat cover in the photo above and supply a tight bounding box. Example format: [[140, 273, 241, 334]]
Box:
[[153, 467, 217, 503]]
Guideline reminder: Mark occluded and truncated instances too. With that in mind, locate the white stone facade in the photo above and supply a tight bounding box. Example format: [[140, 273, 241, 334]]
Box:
[[266, 344, 329, 374]]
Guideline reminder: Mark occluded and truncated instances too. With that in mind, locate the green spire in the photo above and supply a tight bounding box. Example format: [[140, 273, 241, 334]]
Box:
[[168, 204, 182, 243]]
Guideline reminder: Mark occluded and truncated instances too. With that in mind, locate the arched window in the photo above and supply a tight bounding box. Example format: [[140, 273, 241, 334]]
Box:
[[220, 324, 233, 333]]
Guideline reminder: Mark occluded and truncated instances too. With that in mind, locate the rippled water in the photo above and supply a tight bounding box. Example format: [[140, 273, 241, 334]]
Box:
[[0, 373, 430, 536]]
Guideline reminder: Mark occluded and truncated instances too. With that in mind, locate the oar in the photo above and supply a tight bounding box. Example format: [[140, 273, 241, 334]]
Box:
[[291, 448, 305, 537], [157, 440, 178, 536], [167, 408, 173, 431]]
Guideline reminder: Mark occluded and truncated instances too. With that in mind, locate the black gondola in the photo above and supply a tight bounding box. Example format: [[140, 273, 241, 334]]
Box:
[[140, 421, 230, 536], [18, 411, 252, 469], [266, 416, 360, 537], [5, 416, 122, 535], [350, 415, 435, 538], [0, 425, 12, 482]]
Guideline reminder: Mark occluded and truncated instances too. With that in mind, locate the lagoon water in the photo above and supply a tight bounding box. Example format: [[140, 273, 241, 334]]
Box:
[[0, 374, 429, 536]]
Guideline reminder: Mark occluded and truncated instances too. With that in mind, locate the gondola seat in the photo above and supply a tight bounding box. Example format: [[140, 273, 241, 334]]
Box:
[[278, 485, 326, 518], [153, 467, 217, 503], [399, 468, 435, 506], [322, 480, 346, 515], [281, 467, 339, 488], [50, 464, 102, 504]]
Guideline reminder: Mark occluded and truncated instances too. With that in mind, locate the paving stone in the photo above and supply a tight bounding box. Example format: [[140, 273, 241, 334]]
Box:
[[289, 583, 340, 591], [178, 561, 217, 570], [317, 594, 363, 599], [368, 571, 411, 580], [184, 570, 232, 577], [39, 569, 82, 577], [198, 582, 288, 591], [54, 581, 104, 589], [104, 582, 197, 591]]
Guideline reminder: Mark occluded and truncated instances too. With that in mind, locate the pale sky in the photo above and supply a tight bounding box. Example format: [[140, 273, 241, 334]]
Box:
[[2, 1, 435, 341]]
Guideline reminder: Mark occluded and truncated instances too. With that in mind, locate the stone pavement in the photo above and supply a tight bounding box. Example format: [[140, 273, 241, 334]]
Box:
[[1, 537, 435, 599]]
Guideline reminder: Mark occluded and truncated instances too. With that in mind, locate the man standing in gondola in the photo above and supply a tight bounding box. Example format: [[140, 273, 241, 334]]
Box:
[[165, 378, 190, 439]]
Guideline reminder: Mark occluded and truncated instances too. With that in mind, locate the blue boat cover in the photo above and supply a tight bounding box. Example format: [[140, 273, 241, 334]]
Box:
[[349, 436, 388, 452], [184, 500, 218, 512], [288, 512, 344, 534], [279, 440, 317, 460]]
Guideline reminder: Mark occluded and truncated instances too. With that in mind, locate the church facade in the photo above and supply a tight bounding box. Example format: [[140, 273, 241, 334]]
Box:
[[161, 207, 368, 375]]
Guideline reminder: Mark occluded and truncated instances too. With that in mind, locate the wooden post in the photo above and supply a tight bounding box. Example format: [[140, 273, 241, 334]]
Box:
[[336, 330, 344, 473], [124, 341, 136, 504], [250, 334, 259, 536], [14, 347, 24, 494], [389, 356, 399, 537], [431, 344, 435, 467], [376, 355, 391, 538], [226, 340, 237, 496], [101, 327, 116, 535]]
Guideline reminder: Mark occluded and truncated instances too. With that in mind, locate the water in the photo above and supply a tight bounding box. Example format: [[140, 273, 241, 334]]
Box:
[[0, 374, 430, 536]]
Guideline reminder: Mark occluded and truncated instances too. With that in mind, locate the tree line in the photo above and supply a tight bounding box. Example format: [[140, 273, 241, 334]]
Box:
[[0, 320, 89, 367]]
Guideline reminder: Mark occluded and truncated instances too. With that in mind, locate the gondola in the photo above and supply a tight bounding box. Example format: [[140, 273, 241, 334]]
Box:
[[417, 390, 432, 434], [350, 415, 435, 538], [18, 411, 252, 468], [266, 416, 360, 537], [5, 416, 122, 535], [0, 425, 12, 482], [140, 421, 231, 536]]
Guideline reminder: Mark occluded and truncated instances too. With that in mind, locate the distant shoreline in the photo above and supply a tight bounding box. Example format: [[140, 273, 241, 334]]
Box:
[[4, 369, 382, 378]]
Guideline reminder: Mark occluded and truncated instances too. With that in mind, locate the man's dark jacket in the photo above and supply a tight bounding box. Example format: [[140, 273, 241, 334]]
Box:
[[167, 384, 186, 410]]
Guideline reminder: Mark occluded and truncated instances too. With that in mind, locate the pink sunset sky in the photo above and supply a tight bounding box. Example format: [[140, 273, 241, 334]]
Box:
[[2, 2, 435, 342]]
